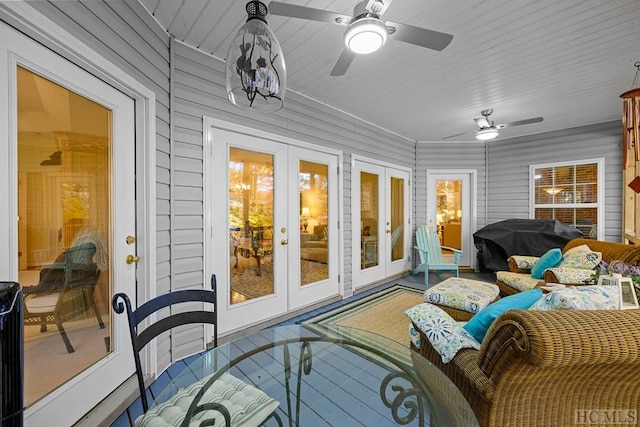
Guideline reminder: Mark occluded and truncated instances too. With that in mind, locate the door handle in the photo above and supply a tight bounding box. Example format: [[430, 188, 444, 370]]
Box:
[[126, 254, 140, 264], [281, 239, 288, 245]]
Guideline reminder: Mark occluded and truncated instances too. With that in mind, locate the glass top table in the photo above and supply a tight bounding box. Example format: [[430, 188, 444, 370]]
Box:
[[148, 325, 478, 427]]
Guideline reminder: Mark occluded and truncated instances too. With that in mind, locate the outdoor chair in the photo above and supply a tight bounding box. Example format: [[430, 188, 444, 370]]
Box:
[[413, 225, 461, 286], [112, 275, 280, 426], [23, 242, 104, 353]]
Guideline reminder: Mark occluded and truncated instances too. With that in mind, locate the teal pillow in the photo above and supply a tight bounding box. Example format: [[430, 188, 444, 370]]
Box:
[[530, 248, 563, 279], [463, 289, 543, 342]]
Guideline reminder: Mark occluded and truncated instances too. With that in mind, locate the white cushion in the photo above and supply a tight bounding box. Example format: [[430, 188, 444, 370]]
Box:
[[24, 293, 60, 313], [136, 373, 279, 427], [496, 271, 540, 292], [424, 277, 499, 314]]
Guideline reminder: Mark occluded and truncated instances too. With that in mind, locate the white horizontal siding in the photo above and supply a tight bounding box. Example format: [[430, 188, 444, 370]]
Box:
[[487, 121, 622, 241], [172, 40, 414, 301]]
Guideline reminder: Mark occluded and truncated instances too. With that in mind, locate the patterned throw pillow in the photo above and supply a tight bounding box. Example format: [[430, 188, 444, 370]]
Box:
[[558, 244, 602, 269], [529, 285, 619, 311], [405, 303, 480, 363], [544, 267, 595, 284]]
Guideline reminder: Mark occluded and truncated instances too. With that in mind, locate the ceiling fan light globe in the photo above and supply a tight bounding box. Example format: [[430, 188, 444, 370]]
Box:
[[344, 17, 388, 54], [475, 128, 499, 140]]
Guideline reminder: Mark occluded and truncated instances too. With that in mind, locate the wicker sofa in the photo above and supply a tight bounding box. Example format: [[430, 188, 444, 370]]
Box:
[[496, 238, 640, 296], [411, 308, 640, 427]]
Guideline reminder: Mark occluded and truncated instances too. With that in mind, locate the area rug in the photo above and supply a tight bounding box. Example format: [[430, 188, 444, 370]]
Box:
[[302, 285, 424, 347]]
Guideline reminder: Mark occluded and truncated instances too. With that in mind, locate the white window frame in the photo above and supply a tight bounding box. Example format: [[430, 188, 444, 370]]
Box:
[[529, 158, 604, 240]]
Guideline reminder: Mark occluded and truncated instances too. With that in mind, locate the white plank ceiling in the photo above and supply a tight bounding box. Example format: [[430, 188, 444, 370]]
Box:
[[139, 0, 640, 142]]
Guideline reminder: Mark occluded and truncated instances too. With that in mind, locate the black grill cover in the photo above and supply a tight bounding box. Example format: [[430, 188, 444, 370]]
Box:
[[474, 219, 583, 272]]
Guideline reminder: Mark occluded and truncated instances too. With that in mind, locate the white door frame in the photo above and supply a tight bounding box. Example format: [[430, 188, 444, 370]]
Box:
[[204, 117, 344, 336], [426, 169, 477, 269], [351, 155, 412, 291], [0, 4, 156, 425]]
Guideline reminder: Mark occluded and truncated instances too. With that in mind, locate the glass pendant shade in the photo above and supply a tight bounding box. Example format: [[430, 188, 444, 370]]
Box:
[[225, 1, 286, 112]]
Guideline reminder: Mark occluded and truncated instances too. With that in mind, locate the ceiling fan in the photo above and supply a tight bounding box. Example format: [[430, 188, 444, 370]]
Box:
[[442, 109, 544, 141], [267, 0, 453, 76]]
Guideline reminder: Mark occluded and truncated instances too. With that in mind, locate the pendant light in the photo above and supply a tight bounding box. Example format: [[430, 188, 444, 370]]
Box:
[[225, 1, 286, 112]]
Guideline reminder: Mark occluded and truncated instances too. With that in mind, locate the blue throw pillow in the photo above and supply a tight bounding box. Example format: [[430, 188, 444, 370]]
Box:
[[530, 248, 563, 279], [463, 289, 543, 342]]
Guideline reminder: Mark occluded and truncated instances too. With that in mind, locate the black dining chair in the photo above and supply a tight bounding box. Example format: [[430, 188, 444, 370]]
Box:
[[112, 275, 280, 426], [23, 242, 104, 353]]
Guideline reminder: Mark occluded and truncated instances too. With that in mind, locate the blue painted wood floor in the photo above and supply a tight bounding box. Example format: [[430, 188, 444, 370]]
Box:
[[109, 272, 493, 426]]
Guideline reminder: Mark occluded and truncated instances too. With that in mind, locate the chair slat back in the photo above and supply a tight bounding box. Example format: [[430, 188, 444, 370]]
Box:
[[424, 226, 444, 264], [415, 226, 428, 264], [112, 274, 219, 412]]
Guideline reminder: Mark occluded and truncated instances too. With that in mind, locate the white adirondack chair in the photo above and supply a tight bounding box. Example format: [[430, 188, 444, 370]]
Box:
[[413, 225, 462, 285]]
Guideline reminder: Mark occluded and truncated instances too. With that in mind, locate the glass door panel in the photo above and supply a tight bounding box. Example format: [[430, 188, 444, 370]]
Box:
[[389, 176, 405, 262], [228, 147, 274, 304], [353, 161, 410, 289], [360, 172, 379, 269], [17, 67, 112, 406], [299, 160, 329, 286], [436, 180, 463, 250]]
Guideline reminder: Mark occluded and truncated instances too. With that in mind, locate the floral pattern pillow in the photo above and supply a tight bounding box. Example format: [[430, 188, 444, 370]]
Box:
[[529, 285, 619, 311], [558, 244, 602, 269], [405, 303, 480, 363], [545, 267, 594, 284]]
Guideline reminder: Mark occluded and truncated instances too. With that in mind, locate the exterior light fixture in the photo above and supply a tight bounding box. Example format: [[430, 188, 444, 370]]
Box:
[[344, 17, 388, 54], [475, 127, 499, 141], [225, 1, 286, 112]]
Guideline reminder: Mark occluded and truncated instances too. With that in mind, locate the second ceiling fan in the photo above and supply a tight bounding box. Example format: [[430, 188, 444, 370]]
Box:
[[443, 109, 544, 141], [268, 0, 454, 76]]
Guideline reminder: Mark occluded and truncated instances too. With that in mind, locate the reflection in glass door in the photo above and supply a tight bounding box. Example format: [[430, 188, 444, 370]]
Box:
[[18, 67, 112, 407], [427, 171, 475, 267], [352, 159, 410, 289], [299, 160, 329, 286], [228, 148, 275, 304], [210, 127, 340, 334], [360, 172, 379, 270], [436, 180, 463, 250]]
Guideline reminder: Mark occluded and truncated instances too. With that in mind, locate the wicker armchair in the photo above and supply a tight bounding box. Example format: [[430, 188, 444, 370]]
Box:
[[411, 309, 640, 427], [496, 238, 640, 296]]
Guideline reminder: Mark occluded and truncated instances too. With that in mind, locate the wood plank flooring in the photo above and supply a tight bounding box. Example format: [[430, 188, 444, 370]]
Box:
[[109, 272, 495, 426]]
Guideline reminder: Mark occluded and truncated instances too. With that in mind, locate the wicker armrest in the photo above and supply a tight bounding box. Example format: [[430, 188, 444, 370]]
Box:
[[478, 309, 640, 373], [507, 255, 539, 274]]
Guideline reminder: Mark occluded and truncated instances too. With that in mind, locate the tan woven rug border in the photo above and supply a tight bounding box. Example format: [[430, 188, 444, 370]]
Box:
[[302, 285, 424, 347]]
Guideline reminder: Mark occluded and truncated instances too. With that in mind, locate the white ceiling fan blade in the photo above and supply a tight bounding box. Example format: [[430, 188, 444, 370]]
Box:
[[385, 21, 453, 51], [496, 117, 544, 129], [330, 49, 356, 76], [473, 117, 490, 128], [268, 2, 350, 25], [442, 130, 475, 140]]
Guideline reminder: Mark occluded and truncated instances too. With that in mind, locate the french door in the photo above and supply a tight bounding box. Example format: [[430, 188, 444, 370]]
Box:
[[426, 170, 477, 267], [0, 23, 136, 426], [207, 124, 340, 334], [352, 158, 411, 290]]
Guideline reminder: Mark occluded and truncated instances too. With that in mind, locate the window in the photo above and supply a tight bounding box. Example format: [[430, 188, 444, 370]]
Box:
[[530, 159, 603, 239]]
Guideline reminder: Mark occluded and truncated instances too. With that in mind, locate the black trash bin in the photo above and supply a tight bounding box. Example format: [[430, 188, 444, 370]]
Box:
[[0, 282, 23, 427]]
